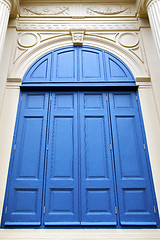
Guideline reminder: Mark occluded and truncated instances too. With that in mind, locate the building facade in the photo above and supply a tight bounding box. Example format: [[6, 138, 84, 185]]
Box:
[[0, 0, 160, 239]]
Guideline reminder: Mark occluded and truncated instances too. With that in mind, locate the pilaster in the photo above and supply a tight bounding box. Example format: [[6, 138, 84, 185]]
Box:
[[0, 0, 12, 62], [146, 0, 160, 59]]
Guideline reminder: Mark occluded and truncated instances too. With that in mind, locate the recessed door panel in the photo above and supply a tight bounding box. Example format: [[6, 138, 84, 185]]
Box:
[[79, 48, 105, 82], [52, 48, 77, 82]]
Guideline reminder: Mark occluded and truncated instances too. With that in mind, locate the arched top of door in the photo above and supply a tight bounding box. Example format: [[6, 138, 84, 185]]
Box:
[[22, 46, 135, 87]]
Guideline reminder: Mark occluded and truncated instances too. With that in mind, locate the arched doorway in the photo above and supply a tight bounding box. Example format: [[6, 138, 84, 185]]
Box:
[[1, 46, 159, 228]]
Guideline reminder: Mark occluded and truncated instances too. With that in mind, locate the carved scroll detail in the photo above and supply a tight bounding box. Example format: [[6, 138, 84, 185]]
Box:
[[23, 7, 69, 16], [87, 7, 130, 15]]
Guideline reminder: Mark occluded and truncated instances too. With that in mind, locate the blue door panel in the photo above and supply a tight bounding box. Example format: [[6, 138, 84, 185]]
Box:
[[4, 92, 49, 226], [23, 53, 52, 83], [104, 53, 134, 82], [109, 91, 157, 225], [79, 48, 105, 82], [80, 92, 117, 224], [44, 92, 79, 225], [52, 48, 77, 82]]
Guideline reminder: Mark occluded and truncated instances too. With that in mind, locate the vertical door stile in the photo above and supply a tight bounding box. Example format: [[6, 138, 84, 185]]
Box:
[[42, 91, 53, 225], [107, 92, 120, 225], [77, 90, 81, 223]]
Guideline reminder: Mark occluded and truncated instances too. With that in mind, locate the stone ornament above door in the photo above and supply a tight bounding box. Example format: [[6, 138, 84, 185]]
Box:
[[71, 31, 84, 45], [13, 31, 145, 68], [19, 3, 136, 18]]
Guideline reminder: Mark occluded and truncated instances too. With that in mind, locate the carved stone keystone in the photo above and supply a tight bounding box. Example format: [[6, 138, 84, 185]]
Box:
[[71, 31, 84, 45]]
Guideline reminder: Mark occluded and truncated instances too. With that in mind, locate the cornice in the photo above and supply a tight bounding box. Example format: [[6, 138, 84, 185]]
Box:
[[20, 0, 136, 3]]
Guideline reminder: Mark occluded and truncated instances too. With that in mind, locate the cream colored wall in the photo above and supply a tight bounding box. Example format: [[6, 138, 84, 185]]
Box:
[[0, 1, 160, 239], [140, 27, 160, 121], [138, 86, 160, 212]]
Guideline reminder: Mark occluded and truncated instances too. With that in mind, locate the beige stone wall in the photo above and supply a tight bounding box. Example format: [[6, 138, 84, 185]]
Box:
[[0, 1, 160, 239]]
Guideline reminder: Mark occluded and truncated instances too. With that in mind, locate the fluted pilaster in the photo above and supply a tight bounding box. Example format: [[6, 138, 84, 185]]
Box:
[[146, 0, 160, 59], [0, 0, 11, 62]]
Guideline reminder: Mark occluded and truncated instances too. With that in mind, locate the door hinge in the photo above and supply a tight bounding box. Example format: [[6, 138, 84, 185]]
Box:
[[21, 96, 23, 102], [43, 206, 45, 214], [50, 95, 52, 101], [110, 144, 112, 150], [136, 95, 138, 101], [154, 206, 156, 214], [47, 145, 49, 151], [115, 206, 117, 214], [14, 144, 16, 150], [106, 96, 108, 101], [5, 206, 7, 214], [143, 144, 146, 150]]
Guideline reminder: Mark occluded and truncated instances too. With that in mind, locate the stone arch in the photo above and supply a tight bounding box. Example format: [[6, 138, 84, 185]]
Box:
[[9, 34, 149, 82]]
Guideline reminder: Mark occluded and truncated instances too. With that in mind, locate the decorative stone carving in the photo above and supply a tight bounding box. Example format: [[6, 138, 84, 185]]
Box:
[[13, 46, 28, 63], [86, 6, 130, 16], [20, 3, 135, 18], [22, 6, 69, 16], [16, 23, 139, 31], [130, 47, 144, 63], [18, 33, 38, 48], [71, 31, 84, 45], [38, 33, 64, 42], [118, 33, 139, 48], [117, 32, 144, 62]]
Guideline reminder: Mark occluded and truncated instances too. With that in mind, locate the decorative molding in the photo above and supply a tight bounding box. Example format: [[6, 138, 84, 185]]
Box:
[[135, 76, 151, 88], [118, 33, 139, 48], [38, 33, 64, 42], [13, 46, 28, 63], [6, 77, 21, 89], [16, 23, 139, 31], [116, 32, 144, 63], [136, 76, 151, 82], [18, 33, 38, 48], [130, 47, 144, 63], [20, 3, 135, 18], [86, 6, 130, 15], [21, 6, 69, 16], [71, 31, 84, 45]]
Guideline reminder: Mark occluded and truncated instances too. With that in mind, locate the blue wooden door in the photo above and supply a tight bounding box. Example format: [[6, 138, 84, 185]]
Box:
[[3, 92, 49, 226], [109, 91, 157, 226], [3, 90, 158, 227], [79, 92, 117, 225], [44, 92, 79, 225]]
